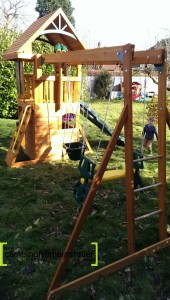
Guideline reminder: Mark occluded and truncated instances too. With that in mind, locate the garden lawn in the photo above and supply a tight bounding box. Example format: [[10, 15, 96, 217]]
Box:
[[0, 100, 170, 300]]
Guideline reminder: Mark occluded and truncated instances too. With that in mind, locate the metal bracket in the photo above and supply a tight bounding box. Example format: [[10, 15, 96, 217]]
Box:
[[154, 64, 163, 72], [117, 51, 124, 62]]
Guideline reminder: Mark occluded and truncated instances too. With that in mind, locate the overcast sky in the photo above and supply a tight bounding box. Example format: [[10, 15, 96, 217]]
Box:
[[26, 0, 170, 50]]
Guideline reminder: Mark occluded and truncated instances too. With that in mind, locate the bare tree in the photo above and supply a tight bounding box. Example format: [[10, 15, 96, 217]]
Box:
[[77, 28, 99, 49], [132, 34, 170, 92], [137, 28, 170, 91], [0, 0, 31, 30]]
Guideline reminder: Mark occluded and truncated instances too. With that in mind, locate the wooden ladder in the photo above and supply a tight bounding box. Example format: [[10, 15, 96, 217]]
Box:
[[5, 105, 32, 167]]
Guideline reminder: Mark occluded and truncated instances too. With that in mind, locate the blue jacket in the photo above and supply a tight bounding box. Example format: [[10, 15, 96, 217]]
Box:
[[143, 124, 158, 140]]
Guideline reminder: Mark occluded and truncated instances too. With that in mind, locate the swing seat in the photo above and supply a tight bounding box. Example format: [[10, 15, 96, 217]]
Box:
[[63, 142, 86, 161], [101, 169, 126, 182], [80, 169, 126, 184], [74, 154, 144, 203]]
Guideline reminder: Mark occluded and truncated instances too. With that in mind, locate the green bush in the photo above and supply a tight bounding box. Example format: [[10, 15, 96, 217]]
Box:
[[0, 31, 55, 119], [0, 28, 19, 118], [93, 70, 112, 99], [146, 96, 170, 122]]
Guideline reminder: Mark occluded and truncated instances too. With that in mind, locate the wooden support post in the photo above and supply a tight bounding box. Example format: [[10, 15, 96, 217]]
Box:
[[19, 60, 25, 100], [123, 44, 135, 254], [157, 50, 167, 240], [34, 54, 42, 80], [54, 63, 60, 110], [34, 55, 43, 103], [59, 64, 63, 107]]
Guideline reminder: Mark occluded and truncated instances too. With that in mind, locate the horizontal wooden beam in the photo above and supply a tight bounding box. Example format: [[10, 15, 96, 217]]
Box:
[[42, 47, 165, 66], [133, 49, 165, 65], [42, 44, 134, 65], [2, 52, 36, 61], [3, 46, 165, 66], [47, 237, 170, 299]]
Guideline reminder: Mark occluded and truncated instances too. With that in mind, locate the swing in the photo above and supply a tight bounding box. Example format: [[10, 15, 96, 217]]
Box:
[[73, 151, 144, 204], [63, 142, 86, 161], [62, 65, 86, 161], [62, 113, 84, 160], [73, 78, 127, 203], [73, 155, 96, 203], [80, 169, 126, 184], [63, 64, 93, 161]]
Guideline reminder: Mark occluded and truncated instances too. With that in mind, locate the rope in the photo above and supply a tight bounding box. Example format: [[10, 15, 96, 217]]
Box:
[[141, 69, 147, 155], [81, 65, 92, 153], [66, 64, 90, 151], [93, 65, 123, 164], [94, 88, 112, 164], [63, 65, 71, 145]]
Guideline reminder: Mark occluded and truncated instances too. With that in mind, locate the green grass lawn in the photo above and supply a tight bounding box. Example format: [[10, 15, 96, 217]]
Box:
[[0, 100, 170, 300]]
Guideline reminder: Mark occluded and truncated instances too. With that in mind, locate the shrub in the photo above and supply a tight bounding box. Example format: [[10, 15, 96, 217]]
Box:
[[0, 32, 55, 119], [93, 70, 112, 99], [146, 96, 170, 122], [0, 28, 19, 118]]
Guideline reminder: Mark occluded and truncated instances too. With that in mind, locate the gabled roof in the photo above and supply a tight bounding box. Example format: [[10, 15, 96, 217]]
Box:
[[3, 8, 86, 61]]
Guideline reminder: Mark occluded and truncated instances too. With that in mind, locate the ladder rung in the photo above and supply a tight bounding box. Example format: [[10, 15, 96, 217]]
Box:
[[135, 209, 162, 221], [133, 155, 162, 163], [134, 182, 162, 193]]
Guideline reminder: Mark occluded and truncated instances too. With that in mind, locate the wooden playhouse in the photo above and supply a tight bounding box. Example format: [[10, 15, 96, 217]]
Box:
[[3, 8, 89, 167]]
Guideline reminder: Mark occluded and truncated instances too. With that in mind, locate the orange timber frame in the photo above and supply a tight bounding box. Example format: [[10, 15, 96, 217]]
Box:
[[42, 44, 170, 298]]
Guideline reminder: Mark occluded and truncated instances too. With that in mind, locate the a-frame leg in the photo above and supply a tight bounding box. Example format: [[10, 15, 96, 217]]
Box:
[[47, 104, 128, 299]]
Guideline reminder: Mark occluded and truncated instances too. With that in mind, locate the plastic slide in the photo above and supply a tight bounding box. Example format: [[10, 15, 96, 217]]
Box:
[[80, 101, 125, 146]]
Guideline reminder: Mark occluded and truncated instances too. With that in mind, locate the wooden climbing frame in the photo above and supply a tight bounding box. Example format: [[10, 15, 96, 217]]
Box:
[[44, 44, 170, 299], [2, 9, 170, 297]]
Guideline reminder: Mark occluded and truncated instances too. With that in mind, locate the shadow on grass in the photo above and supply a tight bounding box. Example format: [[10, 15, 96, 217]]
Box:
[[0, 116, 170, 300]]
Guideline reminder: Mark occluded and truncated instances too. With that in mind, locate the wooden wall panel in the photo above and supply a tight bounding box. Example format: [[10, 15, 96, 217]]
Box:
[[22, 103, 80, 161]]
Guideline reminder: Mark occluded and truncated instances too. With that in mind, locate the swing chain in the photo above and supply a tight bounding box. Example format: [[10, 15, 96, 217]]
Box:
[[94, 84, 113, 163]]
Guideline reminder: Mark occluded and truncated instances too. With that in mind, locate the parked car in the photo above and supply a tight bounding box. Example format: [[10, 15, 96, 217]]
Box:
[[148, 91, 155, 98]]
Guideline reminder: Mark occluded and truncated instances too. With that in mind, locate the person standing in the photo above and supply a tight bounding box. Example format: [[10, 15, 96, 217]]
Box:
[[142, 116, 158, 155]]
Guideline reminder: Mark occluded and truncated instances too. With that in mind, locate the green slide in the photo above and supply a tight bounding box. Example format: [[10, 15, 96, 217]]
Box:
[[80, 101, 125, 146]]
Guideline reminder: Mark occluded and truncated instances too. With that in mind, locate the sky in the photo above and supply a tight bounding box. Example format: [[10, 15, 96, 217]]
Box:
[[25, 0, 170, 50]]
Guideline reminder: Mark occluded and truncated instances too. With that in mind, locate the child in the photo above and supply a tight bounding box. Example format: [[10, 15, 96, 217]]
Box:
[[142, 116, 158, 155]]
